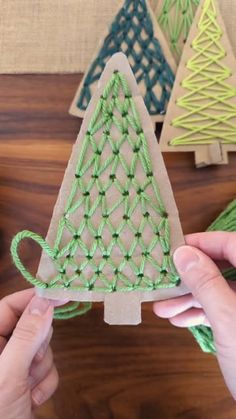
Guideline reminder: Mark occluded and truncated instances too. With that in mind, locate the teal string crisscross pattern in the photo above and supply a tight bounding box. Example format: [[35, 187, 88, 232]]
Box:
[[11, 70, 180, 297], [77, 0, 175, 116]]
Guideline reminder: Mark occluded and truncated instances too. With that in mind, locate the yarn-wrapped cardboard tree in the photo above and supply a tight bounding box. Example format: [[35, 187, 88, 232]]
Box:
[[11, 53, 187, 325], [156, 0, 200, 62], [69, 0, 176, 123], [160, 0, 236, 167]]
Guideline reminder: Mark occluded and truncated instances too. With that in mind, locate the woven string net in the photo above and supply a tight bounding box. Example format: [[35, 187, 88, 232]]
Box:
[[77, 0, 174, 116]]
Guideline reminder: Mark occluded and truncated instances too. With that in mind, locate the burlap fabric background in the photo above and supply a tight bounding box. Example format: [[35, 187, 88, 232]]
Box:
[[0, 0, 234, 73]]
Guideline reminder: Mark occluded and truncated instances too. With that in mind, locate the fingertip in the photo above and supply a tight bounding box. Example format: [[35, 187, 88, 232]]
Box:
[[173, 246, 200, 274], [153, 302, 171, 318]]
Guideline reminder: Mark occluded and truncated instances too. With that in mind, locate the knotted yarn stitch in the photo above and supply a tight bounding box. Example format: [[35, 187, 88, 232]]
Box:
[[189, 199, 236, 353], [77, 0, 175, 116], [158, 0, 200, 60], [169, 0, 236, 147], [11, 70, 180, 318]]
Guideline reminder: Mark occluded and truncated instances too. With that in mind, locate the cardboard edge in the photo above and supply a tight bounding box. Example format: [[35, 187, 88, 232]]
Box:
[[35, 284, 189, 302]]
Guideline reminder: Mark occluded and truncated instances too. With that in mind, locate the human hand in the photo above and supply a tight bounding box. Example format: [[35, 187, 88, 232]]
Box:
[[153, 232, 236, 399], [0, 289, 63, 419]]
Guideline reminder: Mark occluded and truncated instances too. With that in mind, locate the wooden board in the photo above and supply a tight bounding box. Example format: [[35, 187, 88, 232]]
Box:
[[1, 73, 236, 417]]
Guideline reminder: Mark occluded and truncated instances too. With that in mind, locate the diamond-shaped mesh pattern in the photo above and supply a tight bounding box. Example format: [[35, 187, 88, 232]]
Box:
[[77, 0, 174, 116], [49, 71, 179, 291], [11, 71, 180, 294]]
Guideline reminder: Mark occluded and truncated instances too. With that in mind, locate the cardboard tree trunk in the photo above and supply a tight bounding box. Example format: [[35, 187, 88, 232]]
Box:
[[159, 0, 236, 167], [11, 53, 187, 325], [156, 0, 200, 63], [69, 0, 176, 124]]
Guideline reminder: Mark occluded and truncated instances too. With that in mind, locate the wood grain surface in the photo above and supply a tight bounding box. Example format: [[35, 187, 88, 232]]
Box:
[[0, 75, 236, 418]]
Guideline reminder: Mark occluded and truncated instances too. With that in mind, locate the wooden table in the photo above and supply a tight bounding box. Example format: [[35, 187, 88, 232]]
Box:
[[1, 74, 236, 418]]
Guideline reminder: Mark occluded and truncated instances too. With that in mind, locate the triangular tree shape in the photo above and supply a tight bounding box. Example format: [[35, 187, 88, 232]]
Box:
[[11, 53, 186, 325], [160, 0, 236, 167], [156, 0, 200, 62], [69, 0, 176, 123]]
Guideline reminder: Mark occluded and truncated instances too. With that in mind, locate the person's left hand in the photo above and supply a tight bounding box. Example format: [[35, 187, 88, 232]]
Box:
[[0, 289, 64, 419]]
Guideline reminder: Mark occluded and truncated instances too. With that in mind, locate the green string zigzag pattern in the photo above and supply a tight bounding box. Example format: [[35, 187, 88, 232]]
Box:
[[158, 0, 200, 60], [189, 199, 236, 354], [11, 71, 180, 310], [170, 0, 236, 146], [77, 0, 174, 116]]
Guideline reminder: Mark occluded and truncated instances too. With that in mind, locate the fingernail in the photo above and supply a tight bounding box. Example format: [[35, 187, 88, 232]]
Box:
[[173, 246, 200, 273], [29, 296, 50, 316]]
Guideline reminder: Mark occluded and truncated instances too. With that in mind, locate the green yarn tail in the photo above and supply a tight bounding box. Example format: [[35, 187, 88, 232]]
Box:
[[189, 326, 216, 354], [189, 199, 236, 353], [54, 302, 92, 320]]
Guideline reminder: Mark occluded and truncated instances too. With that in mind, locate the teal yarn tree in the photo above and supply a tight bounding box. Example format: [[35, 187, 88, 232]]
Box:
[[70, 0, 176, 121], [11, 53, 184, 324], [189, 199, 236, 353]]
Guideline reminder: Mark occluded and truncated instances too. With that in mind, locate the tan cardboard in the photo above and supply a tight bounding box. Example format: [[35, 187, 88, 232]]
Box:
[[36, 52, 187, 324]]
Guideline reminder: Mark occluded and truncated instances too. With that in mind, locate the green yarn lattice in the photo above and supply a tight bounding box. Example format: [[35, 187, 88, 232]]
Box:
[[11, 71, 180, 311], [158, 0, 200, 60], [77, 0, 175, 116], [189, 199, 236, 353], [170, 0, 236, 147]]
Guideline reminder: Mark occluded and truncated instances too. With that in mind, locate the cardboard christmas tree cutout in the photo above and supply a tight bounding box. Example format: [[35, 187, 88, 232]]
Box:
[[156, 0, 200, 62], [160, 0, 236, 167], [69, 0, 176, 123], [11, 53, 187, 325]]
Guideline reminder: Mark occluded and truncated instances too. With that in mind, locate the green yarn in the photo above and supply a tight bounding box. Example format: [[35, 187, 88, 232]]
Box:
[[11, 70, 180, 319], [158, 0, 200, 61], [189, 199, 236, 353], [54, 302, 92, 320], [207, 199, 236, 232], [189, 325, 216, 353], [170, 0, 236, 147], [77, 0, 175, 117]]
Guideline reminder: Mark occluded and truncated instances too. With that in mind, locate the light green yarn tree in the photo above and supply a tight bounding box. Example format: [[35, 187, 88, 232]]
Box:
[[157, 0, 200, 61], [169, 0, 236, 148]]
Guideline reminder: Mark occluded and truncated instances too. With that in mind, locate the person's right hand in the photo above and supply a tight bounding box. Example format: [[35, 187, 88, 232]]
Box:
[[153, 232, 236, 400]]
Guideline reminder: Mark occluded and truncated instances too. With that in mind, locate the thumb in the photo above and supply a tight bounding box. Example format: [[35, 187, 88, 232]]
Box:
[[1, 296, 53, 378], [173, 245, 236, 330]]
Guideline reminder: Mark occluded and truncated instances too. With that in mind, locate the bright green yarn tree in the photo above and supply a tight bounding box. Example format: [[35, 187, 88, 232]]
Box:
[[169, 0, 236, 148]]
